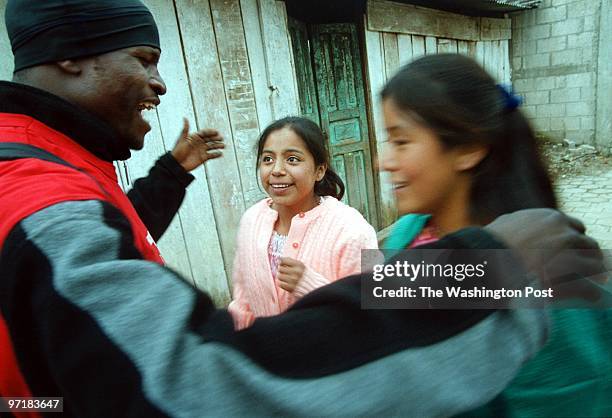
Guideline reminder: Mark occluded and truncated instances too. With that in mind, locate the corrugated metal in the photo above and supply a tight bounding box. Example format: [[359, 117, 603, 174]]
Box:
[[284, 0, 542, 23], [394, 0, 542, 16], [489, 0, 541, 9]]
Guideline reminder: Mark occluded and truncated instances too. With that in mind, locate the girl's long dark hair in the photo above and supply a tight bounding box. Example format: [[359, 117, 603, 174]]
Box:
[[381, 53, 557, 224], [256, 116, 345, 200]]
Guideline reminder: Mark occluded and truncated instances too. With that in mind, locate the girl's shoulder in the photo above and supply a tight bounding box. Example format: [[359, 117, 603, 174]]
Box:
[[240, 198, 274, 223], [319, 197, 378, 248], [320, 197, 374, 228]]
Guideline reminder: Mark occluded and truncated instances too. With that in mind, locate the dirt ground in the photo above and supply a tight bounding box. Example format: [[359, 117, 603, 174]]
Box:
[[539, 137, 612, 180], [539, 137, 612, 250]]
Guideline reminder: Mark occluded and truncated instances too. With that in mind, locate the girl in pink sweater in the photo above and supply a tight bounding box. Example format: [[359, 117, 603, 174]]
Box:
[[228, 117, 378, 329]]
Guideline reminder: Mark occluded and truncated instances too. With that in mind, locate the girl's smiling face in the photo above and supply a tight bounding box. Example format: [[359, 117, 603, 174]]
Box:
[[259, 127, 326, 213], [381, 98, 476, 222]]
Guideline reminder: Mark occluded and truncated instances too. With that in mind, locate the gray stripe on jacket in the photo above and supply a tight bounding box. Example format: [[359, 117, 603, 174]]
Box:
[[23, 200, 548, 417]]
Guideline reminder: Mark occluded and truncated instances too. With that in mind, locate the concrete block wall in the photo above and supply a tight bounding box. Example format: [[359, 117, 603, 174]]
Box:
[[511, 0, 606, 148]]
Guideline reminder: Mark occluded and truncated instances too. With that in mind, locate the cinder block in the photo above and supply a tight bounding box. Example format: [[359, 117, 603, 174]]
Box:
[[512, 57, 522, 70], [525, 91, 550, 105], [535, 77, 555, 90], [533, 117, 551, 131], [550, 87, 581, 103], [582, 47, 594, 64], [583, 14, 598, 31], [551, 18, 584, 36], [567, 32, 595, 49], [522, 105, 537, 117], [523, 10, 537, 27], [566, 73, 593, 87], [536, 103, 565, 117], [570, 0, 600, 17], [565, 129, 594, 142], [523, 40, 537, 55], [525, 24, 551, 40], [550, 117, 565, 130], [580, 86, 596, 100], [581, 116, 595, 130], [552, 49, 583, 66], [523, 53, 550, 68], [514, 78, 536, 92], [566, 101, 594, 117], [537, 6, 567, 24], [537, 36, 567, 53], [564, 116, 581, 130], [555, 75, 567, 88]]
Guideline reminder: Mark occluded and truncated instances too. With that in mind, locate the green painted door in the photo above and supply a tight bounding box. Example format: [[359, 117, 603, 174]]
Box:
[[288, 18, 320, 125], [289, 22, 379, 229]]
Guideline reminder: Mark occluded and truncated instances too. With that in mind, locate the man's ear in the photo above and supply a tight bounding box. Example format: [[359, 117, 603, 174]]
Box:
[[55, 60, 82, 75], [454, 144, 489, 171]]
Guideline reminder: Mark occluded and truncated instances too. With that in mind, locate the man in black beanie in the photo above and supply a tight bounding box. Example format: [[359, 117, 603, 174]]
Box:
[[0, 1, 606, 417], [2, 0, 225, 238]]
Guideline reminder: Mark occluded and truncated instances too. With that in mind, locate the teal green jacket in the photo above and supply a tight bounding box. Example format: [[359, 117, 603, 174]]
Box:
[[387, 216, 612, 417], [462, 309, 612, 418], [382, 213, 430, 255]]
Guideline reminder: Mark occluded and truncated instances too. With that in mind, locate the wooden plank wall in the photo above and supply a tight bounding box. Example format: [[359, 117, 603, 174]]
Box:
[[257, 0, 301, 120], [139, 0, 300, 305], [364, 0, 511, 228], [0, 0, 300, 306]]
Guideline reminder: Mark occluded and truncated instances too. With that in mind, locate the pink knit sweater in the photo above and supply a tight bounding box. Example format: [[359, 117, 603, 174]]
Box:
[[228, 196, 378, 329]]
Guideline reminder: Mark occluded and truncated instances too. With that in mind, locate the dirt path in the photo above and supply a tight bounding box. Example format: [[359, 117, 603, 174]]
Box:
[[542, 140, 612, 249]]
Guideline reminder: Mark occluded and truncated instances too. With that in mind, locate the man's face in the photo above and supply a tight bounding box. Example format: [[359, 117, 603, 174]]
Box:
[[76, 46, 166, 150]]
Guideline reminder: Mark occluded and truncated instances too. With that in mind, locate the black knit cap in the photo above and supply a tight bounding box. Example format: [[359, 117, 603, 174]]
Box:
[[5, 0, 160, 72]]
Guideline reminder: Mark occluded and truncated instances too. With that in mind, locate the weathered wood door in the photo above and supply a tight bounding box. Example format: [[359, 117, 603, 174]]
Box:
[[288, 19, 320, 124], [290, 22, 379, 229]]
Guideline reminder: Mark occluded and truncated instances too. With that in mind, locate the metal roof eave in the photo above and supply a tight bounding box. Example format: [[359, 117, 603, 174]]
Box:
[[389, 0, 542, 17]]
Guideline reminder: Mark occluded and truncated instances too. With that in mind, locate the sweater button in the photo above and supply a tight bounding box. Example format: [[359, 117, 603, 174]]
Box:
[[298, 212, 305, 218], [292, 242, 299, 249]]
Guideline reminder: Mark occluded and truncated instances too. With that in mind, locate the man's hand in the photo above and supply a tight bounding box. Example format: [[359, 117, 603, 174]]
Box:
[[485, 208, 608, 297], [277, 257, 306, 293], [171, 118, 225, 172]]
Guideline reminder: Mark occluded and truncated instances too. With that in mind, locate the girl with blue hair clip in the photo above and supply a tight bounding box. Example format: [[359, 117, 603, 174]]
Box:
[[380, 53, 611, 417]]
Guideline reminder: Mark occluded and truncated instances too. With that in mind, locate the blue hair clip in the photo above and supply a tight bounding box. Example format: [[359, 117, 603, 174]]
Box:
[[496, 84, 522, 111]]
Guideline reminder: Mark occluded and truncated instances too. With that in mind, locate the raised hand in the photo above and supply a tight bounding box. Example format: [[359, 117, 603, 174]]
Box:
[[171, 118, 225, 172]]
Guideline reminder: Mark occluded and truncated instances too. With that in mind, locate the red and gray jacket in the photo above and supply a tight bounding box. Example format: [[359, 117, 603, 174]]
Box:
[[0, 81, 191, 414], [0, 113, 166, 262], [0, 81, 547, 418]]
